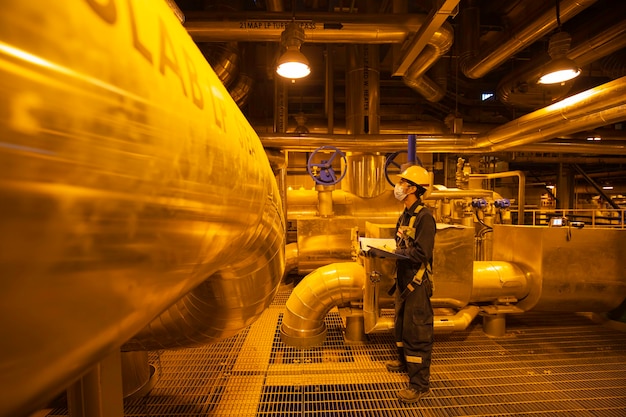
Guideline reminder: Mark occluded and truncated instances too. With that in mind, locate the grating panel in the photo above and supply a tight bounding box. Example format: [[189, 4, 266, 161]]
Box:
[[45, 286, 626, 417]]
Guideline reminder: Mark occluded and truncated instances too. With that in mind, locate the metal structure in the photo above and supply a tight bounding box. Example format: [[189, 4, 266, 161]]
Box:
[[1, 1, 626, 416], [0, 1, 284, 416]]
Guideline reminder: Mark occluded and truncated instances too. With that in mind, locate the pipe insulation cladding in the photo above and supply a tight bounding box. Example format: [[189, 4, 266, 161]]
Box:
[[0, 1, 285, 416]]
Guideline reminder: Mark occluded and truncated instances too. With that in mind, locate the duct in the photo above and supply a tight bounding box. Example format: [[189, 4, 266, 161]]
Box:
[[460, 0, 597, 79], [198, 41, 254, 108], [498, 21, 626, 107], [198, 42, 253, 107], [229, 72, 254, 107], [601, 50, 626, 79], [0, 1, 284, 415], [200, 42, 240, 88], [280, 262, 366, 347]]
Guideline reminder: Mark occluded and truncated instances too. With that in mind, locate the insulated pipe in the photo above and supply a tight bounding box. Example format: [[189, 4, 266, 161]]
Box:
[[280, 262, 366, 347], [0, 1, 284, 415], [259, 76, 626, 154], [184, 12, 450, 45], [185, 11, 454, 102], [475, 76, 626, 151], [460, 0, 597, 79], [498, 21, 626, 106], [434, 306, 480, 332], [470, 262, 529, 303]]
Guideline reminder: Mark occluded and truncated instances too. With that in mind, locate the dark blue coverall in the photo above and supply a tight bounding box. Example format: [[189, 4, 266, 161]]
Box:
[[393, 200, 436, 392]]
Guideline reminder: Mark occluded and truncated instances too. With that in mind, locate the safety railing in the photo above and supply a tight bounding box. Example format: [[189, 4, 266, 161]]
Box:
[[525, 208, 625, 229]]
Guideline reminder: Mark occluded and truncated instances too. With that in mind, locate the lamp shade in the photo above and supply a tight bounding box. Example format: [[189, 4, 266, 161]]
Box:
[[538, 56, 581, 84], [276, 46, 311, 79], [538, 31, 581, 85]]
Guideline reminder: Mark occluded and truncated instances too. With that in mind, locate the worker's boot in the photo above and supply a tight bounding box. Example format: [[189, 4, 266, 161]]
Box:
[[385, 347, 406, 372]]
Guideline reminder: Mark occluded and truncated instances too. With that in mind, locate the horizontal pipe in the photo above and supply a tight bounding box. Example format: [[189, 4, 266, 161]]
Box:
[[470, 262, 529, 304], [461, 0, 597, 79], [260, 73, 626, 154], [434, 306, 480, 332], [185, 13, 437, 44]]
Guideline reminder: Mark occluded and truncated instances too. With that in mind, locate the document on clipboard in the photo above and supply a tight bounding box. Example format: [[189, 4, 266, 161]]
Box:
[[359, 237, 409, 259]]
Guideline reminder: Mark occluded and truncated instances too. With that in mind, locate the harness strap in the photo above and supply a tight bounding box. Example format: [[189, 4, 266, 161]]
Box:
[[398, 260, 432, 301]]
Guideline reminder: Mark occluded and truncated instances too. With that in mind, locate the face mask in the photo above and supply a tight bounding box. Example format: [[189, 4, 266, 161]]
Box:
[[394, 183, 408, 201]]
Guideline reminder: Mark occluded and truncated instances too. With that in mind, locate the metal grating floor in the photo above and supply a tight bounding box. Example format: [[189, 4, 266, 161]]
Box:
[[47, 285, 626, 417]]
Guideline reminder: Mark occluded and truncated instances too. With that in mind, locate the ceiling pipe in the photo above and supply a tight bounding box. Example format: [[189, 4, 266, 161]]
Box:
[[393, 0, 459, 76], [185, 11, 455, 103], [498, 21, 626, 107], [475, 76, 626, 151], [460, 0, 597, 79], [184, 12, 451, 44], [259, 133, 474, 152], [509, 143, 626, 156], [259, 133, 626, 155], [260, 76, 626, 154]]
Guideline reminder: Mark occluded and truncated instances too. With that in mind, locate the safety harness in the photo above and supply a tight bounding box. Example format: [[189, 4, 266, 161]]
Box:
[[388, 205, 434, 300]]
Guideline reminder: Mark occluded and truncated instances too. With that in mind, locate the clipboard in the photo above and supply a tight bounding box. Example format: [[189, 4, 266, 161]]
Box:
[[359, 237, 409, 259], [366, 246, 409, 259]]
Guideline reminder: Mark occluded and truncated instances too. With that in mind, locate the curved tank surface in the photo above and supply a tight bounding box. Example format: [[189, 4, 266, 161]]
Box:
[[0, 1, 285, 416]]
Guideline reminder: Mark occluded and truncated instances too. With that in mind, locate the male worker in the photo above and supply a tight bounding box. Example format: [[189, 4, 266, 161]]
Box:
[[386, 165, 436, 403]]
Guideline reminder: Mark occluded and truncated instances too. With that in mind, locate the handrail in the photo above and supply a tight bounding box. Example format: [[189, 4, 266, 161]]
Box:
[[527, 208, 625, 229]]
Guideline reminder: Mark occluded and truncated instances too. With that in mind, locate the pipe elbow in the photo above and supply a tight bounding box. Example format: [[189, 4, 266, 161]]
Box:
[[434, 305, 480, 332], [280, 262, 365, 347]]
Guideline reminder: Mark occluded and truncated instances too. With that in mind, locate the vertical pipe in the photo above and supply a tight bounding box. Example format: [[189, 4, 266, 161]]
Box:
[[408, 134, 417, 165], [325, 46, 335, 134]]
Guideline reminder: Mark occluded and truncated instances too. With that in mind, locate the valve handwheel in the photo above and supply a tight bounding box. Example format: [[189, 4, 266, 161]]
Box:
[[384, 150, 423, 186], [384, 150, 406, 186], [307, 145, 347, 185]]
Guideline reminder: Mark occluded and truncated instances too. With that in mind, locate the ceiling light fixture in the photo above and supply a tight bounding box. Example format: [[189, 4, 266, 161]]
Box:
[[538, 32, 581, 84], [538, 1, 580, 85], [276, 20, 310, 79]]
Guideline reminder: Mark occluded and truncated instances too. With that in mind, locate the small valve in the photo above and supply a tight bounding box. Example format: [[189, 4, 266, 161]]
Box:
[[494, 198, 511, 209], [472, 198, 488, 209]]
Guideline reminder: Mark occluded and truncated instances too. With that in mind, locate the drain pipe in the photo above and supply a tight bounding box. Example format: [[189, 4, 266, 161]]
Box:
[[280, 262, 366, 347]]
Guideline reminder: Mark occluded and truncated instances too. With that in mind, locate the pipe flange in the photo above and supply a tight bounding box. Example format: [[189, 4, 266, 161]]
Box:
[[279, 327, 327, 348]]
